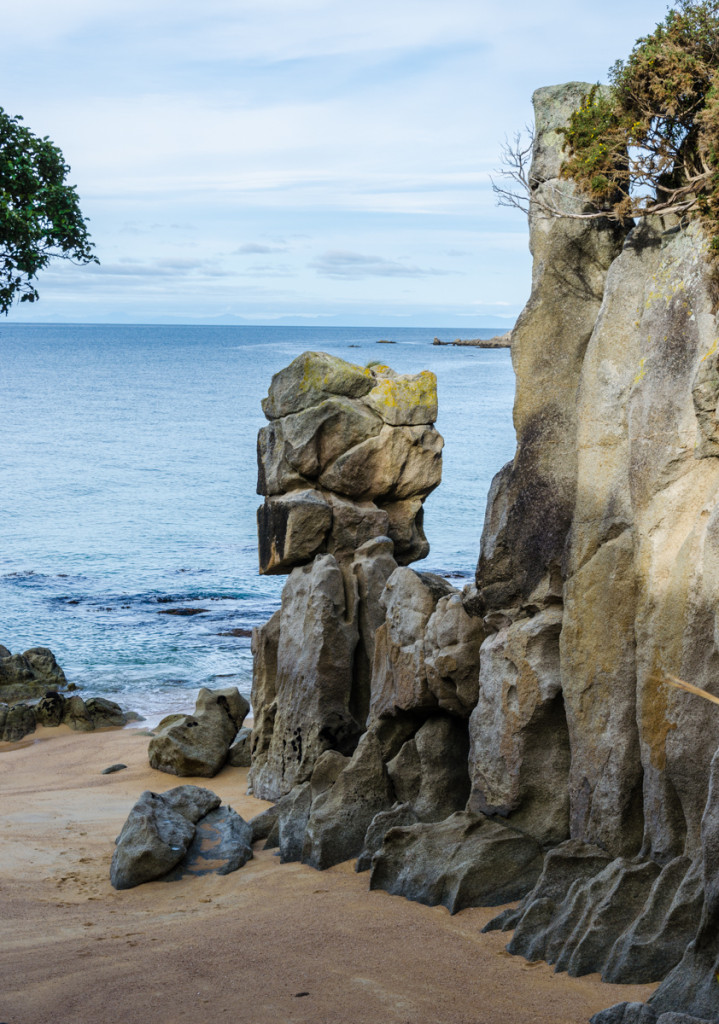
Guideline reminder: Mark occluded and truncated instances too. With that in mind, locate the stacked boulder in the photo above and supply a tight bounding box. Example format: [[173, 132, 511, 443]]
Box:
[[248, 351, 491, 878]]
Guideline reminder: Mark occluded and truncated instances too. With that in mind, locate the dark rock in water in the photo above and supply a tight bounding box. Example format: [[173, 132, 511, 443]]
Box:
[[102, 763, 128, 775], [227, 727, 253, 767], [369, 811, 544, 913], [35, 691, 65, 727], [0, 646, 68, 702], [217, 627, 253, 637], [356, 802, 419, 873], [148, 687, 249, 778], [0, 703, 36, 742], [165, 805, 253, 879], [158, 607, 209, 616], [85, 697, 127, 728], [110, 785, 221, 889]]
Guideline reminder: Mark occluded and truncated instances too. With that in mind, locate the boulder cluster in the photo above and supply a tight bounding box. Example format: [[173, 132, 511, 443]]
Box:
[[0, 645, 127, 741]]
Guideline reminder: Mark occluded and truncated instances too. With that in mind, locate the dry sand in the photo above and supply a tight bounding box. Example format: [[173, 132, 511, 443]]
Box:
[[0, 726, 656, 1024]]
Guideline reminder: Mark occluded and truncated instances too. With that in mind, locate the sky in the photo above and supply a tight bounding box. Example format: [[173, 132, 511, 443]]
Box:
[[2, 0, 676, 326]]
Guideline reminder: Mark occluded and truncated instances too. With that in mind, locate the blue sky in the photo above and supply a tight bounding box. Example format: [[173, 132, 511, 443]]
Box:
[[3, 0, 674, 326]]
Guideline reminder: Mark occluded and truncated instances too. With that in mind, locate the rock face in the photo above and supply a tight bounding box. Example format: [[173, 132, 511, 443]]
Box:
[[467, 83, 719, 1022], [148, 687, 249, 778]]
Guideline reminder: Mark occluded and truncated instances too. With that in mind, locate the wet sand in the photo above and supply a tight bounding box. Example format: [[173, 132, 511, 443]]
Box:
[[0, 726, 656, 1024]]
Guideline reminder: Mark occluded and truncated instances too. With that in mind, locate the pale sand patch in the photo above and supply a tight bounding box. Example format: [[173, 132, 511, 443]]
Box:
[[0, 727, 656, 1024]]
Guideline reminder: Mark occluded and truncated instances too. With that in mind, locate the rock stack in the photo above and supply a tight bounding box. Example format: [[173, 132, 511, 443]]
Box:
[[248, 351, 491, 876]]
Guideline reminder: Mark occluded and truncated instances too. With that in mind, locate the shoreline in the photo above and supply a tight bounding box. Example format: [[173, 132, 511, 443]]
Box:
[[1, 725, 656, 1024]]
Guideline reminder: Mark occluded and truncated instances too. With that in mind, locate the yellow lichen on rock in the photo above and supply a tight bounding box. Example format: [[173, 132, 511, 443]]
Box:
[[364, 368, 438, 426]]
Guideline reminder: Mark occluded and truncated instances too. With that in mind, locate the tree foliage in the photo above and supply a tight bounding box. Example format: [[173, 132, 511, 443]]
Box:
[[0, 108, 97, 314], [495, 0, 719, 247]]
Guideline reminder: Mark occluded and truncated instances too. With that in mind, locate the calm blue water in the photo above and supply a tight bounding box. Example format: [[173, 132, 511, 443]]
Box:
[[1, 325, 516, 723]]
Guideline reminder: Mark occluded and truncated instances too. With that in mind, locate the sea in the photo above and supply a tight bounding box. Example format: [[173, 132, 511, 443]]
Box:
[[1, 324, 516, 726]]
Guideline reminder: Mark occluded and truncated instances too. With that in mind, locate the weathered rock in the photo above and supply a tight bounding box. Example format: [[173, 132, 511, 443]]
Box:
[[592, 1007, 715, 1024], [277, 783, 313, 863], [257, 396, 382, 495], [301, 731, 394, 870], [85, 697, 127, 728], [642, 747, 719, 1020], [350, 536, 398, 728], [169, 805, 253, 878], [370, 811, 544, 913], [387, 715, 470, 822], [0, 703, 36, 742], [324, 493, 390, 560], [362, 367, 438, 426], [318, 423, 442, 503], [110, 786, 221, 889], [63, 694, 95, 731], [467, 606, 569, 844], [34, 691, 65, 727], [369, 568, 455, 720], [257, 489, 332, 575], [148, 687, 247, 778], [261, 351, 375, 420], [591, 1006, 659, 1024], [227, 727, 253, 767], [356, 802, 419, 873], [248, 607, 281, 792], [381, 498, 429, 564], [423, 591, 485, 717], [474, 82, 627, 614], [0, 646, 68, 702], [102, 763, 128, 775], [248, 554, 360, 800]]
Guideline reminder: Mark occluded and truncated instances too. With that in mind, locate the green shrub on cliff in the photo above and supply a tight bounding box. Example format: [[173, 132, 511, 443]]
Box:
[[561, 0, 719, 240], [497, 1, 719, 248], [0, 108, 97, 314]]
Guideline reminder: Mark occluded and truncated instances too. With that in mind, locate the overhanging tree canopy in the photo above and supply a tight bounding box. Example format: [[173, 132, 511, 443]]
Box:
[[0, 108, 97, 314], [494, 0, 719, 248]]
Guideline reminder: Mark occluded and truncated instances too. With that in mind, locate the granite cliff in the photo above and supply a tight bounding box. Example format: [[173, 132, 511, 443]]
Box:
[[248, 83, 719, 1023]]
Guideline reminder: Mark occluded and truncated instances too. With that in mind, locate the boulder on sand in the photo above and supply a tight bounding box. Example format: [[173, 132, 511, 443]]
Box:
[[110, 785, 253, 889], [148, 687, 249, 778]]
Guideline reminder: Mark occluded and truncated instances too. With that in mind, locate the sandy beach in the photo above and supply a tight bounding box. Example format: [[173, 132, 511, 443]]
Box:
[[0, 726, 656, 1024]]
